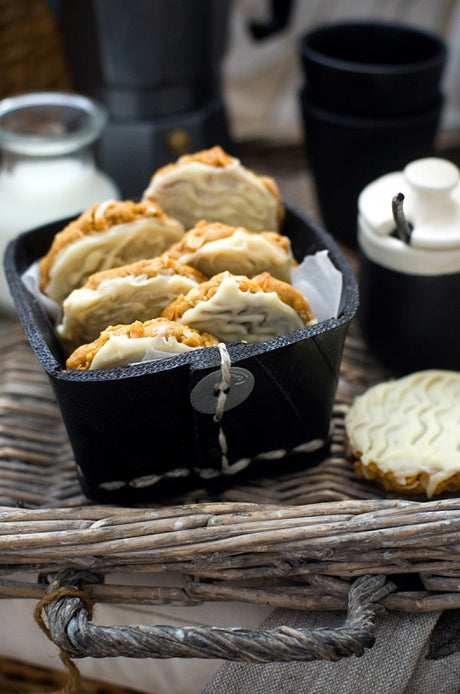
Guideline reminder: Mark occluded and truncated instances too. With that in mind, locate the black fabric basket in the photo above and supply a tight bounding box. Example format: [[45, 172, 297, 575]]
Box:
[[4, 206, 359, 503]]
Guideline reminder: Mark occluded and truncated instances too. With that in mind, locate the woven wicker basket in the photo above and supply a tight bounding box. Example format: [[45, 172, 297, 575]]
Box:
[[1, 310, 459, 665], [1, 0, 459, 672], [0, 0, 72, 99]]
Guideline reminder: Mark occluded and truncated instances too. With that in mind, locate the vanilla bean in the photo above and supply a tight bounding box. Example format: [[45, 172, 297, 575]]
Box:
[[392, 193, 412, 243]]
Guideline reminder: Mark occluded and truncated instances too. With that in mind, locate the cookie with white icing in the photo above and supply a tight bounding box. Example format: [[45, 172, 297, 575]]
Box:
[[142, 146, 284, 232], [161, 270, 316, 344], [345, 370, 460, 497], [164, 220, 295, 282], [66, 318, 219, 370], [39, 200, 184, 303], [57, 256, 207, 351]]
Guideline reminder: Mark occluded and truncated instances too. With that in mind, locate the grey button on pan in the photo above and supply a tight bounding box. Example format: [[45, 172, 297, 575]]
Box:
[[190, 367, 255, 414]]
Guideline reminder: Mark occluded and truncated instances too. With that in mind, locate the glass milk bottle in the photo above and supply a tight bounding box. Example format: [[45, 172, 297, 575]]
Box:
[[0, 91, 120, 313]]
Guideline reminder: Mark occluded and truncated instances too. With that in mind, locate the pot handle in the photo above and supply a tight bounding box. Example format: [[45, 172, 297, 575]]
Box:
[[35, 571, 394, 662], [249, 0, 294, 40]]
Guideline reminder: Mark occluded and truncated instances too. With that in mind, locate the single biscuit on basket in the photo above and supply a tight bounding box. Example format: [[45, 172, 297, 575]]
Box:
[[66, 317, 219, 370], [163, 220, 295, 282], [57, 256, 207, 351], [161, 270, 316, 344], [142, 145, 284, 232], [39, 199, 185, 303], [345, 369, 460, 497]]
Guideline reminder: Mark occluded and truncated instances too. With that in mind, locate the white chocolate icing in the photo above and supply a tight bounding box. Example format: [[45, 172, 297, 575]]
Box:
[[177, 228, 292, 282], [178, 275, 305, 343], [58, 272, 200, 348], [345, 370, 460, 497], [143, 159, 279, 232], [45, 217, 184, 303], [90, 332, 197, 370]]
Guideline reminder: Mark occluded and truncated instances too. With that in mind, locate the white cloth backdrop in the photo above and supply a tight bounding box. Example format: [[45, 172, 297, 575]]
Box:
[[223, 0, 460, 144]]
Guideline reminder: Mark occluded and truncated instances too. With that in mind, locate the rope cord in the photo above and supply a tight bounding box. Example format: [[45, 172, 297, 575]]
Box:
[[213, 342, 232, 470]]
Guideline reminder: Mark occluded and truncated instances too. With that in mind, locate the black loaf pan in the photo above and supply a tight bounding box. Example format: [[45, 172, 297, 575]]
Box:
[[5, 206, 359, 503]]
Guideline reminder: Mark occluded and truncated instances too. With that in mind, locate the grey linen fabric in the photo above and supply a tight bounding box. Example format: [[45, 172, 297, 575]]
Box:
[[201, 608, 460, 694]]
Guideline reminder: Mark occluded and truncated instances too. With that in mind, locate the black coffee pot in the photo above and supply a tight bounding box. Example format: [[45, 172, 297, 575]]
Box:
[[47, 0, 294, 198], [47, 0, 232, 197]]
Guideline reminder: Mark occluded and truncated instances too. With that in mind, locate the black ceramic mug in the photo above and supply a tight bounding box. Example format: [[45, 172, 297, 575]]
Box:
[[299, 21, 446, 118], [299, 90, 442, 247], [298, 21, 447, 247]]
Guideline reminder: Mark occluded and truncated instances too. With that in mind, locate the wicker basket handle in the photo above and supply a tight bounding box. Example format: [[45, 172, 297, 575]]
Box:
[[35, 570, 395, 663]]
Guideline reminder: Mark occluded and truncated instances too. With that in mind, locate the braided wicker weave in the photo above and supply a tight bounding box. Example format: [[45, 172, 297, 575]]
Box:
[[0, 0, 72, 99]]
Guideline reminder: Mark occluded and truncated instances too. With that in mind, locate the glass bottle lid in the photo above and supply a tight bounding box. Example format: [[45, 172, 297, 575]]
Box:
[[0, 92, 108, 157]]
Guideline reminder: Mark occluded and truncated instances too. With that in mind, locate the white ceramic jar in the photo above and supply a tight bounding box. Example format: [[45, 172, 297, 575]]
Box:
[[0, 92, 120, 313]]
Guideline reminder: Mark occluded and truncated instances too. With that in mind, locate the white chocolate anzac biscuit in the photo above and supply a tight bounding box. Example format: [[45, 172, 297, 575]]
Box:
[[66, 318, 219, 370], [162, 271, 316, 344], [345, 370, 460, 497], [57, 256, 207, 351], [142, 146, 284, 232], [164, 220, 295, 282], [39, 200, 184, 303]]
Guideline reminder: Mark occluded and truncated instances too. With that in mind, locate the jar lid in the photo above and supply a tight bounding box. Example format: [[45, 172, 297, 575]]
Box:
[[358, 157, 460, 250], [0, 92, 108, 157], [358, 157, 460, 275]]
